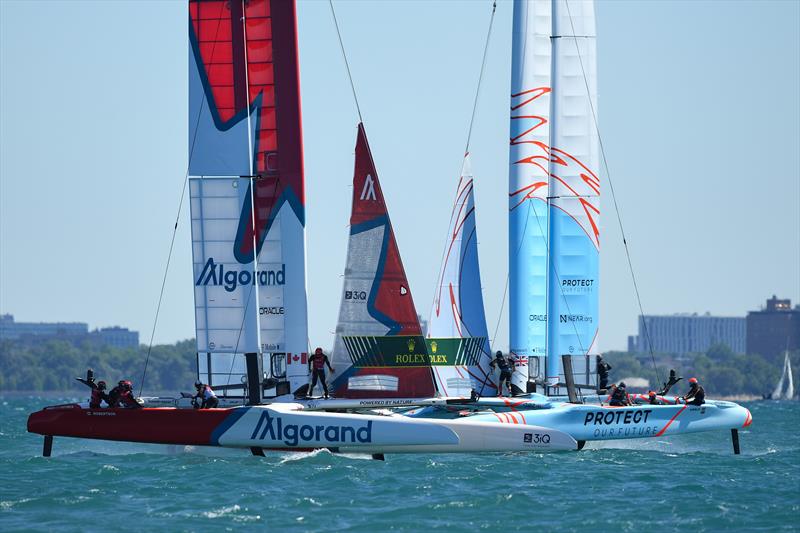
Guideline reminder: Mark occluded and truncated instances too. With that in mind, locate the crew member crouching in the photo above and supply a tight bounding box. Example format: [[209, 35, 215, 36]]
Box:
[[194, 381, 219, 409], [682, 377, 705, 406], [608, 381, 631, 406]]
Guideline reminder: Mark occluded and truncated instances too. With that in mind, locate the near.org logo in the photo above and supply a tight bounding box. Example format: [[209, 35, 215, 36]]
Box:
[[195, 258, 285, 293]]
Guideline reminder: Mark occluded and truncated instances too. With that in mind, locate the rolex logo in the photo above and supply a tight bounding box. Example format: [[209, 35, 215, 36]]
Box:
[[430, 341, 438, 354], [407, 338, 416, 352]]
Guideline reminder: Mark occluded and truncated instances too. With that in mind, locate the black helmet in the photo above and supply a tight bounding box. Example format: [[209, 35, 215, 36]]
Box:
[[194, 380, 202, 388], [98, 381, 107, 390], [596, 355, 602, 362], [618, 381, 626, 388], [118, 380, 126, 387], [495, 350, 503, 358]]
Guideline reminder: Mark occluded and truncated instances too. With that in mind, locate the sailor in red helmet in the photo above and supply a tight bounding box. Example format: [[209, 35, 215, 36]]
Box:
[[108, 380, 141, 408], [308, 347, 334, 399], [682, 377, 705, 405]]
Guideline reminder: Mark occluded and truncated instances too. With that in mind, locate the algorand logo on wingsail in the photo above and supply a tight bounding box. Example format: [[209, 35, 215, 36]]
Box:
[[195, 257, 285, 292]]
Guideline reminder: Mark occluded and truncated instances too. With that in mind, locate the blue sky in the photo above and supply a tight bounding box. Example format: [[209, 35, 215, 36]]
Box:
[[1, 0, 798, 351]]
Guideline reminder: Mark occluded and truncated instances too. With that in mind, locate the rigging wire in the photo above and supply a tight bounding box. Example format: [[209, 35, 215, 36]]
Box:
[[431, 0, 499, 356], [465, 0, 497, 154], [562, 0, 663, 387], [329, 0, 363, 123]]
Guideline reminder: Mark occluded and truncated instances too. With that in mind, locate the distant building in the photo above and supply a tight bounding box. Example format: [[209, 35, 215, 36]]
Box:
[[0, 314, 139, 349], [89, 327, 139, 348], [746, 296, 800, 362], [0, 313, 87, 340], [630, 313, 746, 355]]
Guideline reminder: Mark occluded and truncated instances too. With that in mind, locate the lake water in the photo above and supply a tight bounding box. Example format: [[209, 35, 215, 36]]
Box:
[[1, 396, 797, 532]]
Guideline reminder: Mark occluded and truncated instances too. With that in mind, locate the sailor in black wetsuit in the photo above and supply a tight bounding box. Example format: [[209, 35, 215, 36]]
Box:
[[308, 347, 334, 399], [682, 377, 705, 405], [609, 382, 631, 406], [490, 351, 514, 397], [596, 355, 612, 391]]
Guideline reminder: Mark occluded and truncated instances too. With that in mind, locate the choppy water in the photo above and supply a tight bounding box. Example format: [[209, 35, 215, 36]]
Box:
[[1, 397, 798, 532]]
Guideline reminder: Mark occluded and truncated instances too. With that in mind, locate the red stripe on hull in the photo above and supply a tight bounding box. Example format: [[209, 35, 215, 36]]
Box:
[[27, 404, 233, 446]]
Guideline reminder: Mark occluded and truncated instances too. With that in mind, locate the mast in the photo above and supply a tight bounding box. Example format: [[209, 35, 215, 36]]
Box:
[[188, 0, 309, 398], [509, 0, 600, 392], [545, 0, 600, 388]]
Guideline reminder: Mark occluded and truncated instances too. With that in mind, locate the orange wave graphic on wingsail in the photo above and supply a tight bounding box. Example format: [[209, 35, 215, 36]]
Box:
[[509, 86, 600, 247]]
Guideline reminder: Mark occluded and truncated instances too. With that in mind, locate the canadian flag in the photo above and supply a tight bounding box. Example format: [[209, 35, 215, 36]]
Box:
[[287, 352, 308, 365]]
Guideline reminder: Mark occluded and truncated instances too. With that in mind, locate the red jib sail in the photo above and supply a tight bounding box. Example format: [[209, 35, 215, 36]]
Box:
[[329, 124, 436, 399]]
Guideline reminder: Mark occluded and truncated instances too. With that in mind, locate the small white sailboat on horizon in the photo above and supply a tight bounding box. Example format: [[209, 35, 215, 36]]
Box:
[[770, 352, 795, 400]]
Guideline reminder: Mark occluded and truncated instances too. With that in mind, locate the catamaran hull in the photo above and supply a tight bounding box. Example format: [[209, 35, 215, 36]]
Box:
[[27, 403, 577, 454], [465, 401, 753, 442]]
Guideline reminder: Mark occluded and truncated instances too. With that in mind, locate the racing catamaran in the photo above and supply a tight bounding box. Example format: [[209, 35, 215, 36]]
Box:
[[26, 0, 578, 457], [27, 0, 752, 457], [406, 0, 752, 453]]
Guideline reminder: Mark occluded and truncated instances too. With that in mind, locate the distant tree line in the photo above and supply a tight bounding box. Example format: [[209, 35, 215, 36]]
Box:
[[0, 337, 795, 397], [603, 344, 798, 397], [0, 338, 197, 393]]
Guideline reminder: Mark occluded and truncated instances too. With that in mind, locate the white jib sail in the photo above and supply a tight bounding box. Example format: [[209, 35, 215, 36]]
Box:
[[428, 155, 494, 396]]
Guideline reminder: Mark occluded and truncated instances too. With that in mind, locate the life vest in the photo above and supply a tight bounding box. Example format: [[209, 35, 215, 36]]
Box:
[[496, 357, 511, 372], [119, 390, 137, 407], [90, 388, 103, 407], [311, 353, 327, 371], [202, 385, 216, 400], [611, 387, 627, 403]]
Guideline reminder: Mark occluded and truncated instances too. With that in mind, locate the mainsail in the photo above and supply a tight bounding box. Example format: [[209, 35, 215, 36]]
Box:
[[330, 124, 436, 399], [509, 0, 600, 390], [188, 0, 309, 394], [428, 155, 493, 396]]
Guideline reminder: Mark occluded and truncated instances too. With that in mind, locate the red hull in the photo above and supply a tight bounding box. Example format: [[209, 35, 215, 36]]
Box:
[[27, 404, 233, 446]]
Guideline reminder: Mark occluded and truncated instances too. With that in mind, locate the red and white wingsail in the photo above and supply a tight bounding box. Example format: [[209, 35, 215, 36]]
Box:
[[329, 124, 436, 399], [188, 0, 309, 394]]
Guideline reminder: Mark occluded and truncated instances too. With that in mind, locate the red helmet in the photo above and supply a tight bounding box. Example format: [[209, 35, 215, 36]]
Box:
[[689, 377, 698, 384], [315, 347, 323, 355], [648, 390, 656, 397]]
